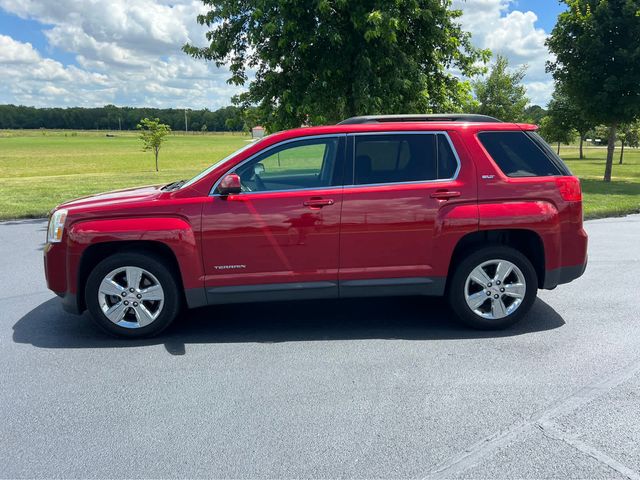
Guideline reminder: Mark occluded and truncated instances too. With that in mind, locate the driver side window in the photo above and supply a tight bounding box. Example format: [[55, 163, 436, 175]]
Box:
[[235, 137, 340, 192]]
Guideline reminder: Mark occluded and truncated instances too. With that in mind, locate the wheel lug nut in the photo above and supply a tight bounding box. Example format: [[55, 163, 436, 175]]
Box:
[[487, 283, 492, 287], [496, 280, 501, 285], [133, 302, 138, 307], [486, 291, 491, 296], [121, 292, 127, 297], [494, 294, 499, 299], [136, 294, 142, 299], [124, 301, 129, 305], [129, 288, 135, 292], [500, 288, 505, 292]]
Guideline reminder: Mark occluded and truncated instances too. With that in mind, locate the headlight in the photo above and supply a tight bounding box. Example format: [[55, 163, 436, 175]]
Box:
[[47, 209, 68, 243]]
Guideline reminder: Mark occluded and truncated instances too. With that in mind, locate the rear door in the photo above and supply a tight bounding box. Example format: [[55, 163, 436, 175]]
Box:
[[338, 131, 475, 296]]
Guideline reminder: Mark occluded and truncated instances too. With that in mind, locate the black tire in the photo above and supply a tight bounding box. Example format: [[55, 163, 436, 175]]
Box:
[[85, 251, 182, 338], [447, 245, 538, 330]]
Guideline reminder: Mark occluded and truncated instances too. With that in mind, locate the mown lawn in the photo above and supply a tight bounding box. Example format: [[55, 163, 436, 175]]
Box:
[[0, 130, 639, 220], [0, 130, 250, 219], [561, 145, 640, 219]]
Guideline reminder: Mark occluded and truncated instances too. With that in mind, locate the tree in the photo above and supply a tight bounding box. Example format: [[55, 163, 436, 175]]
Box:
[[524, 105, 547, 125], [472, 55, 529, 122], [547, 1, 640, 181], [183, 1, 489, 131], [546, 87, 593, 159], [137, 118, 171, 172], [618, 122, 640, 164], [539, 116, 576, 154]]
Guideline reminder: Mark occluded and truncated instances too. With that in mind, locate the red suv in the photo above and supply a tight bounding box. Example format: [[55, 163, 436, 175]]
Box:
[[44, 114, 588, 337]]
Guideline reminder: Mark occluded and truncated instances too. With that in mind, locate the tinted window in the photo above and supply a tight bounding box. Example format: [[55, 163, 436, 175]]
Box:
[[354, 134, 457, 185], [437, 134, 458, 179], [478, 131, 566, 177], [234, 137, 340, 192]]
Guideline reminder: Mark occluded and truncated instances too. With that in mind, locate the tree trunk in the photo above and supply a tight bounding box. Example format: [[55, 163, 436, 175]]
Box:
[[155, 148, 159, 172], [557, 142, 561, 155], [603, 124, 617, 182], [619, 142, 625, 164], [579, 136, 584, 159]]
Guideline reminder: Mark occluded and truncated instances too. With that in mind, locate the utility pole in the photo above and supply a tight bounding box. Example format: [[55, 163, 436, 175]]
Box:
[[184, 109, 188, 135]]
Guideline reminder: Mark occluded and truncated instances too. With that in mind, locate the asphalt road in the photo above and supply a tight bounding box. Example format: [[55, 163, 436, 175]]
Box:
[[1, 215, 639, 479]]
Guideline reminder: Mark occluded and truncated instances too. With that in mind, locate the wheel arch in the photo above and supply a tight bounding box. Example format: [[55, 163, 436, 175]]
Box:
[[77, 240, 185, 313], [446, 229, 546, 290]]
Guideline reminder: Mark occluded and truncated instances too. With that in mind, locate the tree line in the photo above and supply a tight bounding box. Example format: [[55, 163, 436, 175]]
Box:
[[0, 104, 251, 132]]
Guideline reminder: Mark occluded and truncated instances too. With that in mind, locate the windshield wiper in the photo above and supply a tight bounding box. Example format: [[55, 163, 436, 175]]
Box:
[[162, 180, 186, 191]]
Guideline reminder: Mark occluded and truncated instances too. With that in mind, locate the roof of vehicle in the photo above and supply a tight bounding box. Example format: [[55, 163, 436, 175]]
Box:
[[266, 120, 538, 144], [338, 114, 503, 124]]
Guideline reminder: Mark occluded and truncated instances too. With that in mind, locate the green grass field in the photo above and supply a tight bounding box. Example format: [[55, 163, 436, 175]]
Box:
[[0, 130, 250, 219], [1, 130, 639, 220]]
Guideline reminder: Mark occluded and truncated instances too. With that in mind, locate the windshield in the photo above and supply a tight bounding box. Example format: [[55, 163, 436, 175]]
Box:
[[180, 138, 264, 189]]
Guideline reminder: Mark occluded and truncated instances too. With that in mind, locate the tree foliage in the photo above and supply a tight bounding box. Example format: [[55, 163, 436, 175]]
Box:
[[546, 86, 593, 158], [524, 105, 547, 125], [472, 55, 529, 122], [137, 118, 171, 172], [546, 0, 640, 181], [539, 116, 576, 153], [618, 121, 640, 164], [184, 0, 489, 130]]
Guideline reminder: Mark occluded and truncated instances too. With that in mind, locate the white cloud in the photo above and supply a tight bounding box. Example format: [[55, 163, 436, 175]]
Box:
[[452, 0, 555, 106], [0, 34, 40, 63], [0, 0, 243, 108], [0, 33, 114, 107]]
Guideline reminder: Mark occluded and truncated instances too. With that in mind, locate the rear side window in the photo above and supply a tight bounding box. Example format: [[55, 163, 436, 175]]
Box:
[[354, 133, 458, 185], [478, 131, 570, 177]]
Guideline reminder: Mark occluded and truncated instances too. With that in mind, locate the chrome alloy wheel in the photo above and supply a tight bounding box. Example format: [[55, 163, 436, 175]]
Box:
[[464, 259, 526, 320], [97, 266, 165, 329]]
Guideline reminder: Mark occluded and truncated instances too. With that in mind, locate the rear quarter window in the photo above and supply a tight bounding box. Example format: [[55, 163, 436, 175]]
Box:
[[478, 131, 570, 177]]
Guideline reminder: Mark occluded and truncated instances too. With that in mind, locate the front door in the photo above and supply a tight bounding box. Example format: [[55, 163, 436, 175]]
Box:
[[201, 135, 346, 303], [339, 131, 474, 296]]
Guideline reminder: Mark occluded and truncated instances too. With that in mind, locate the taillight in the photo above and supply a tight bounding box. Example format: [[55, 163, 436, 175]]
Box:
[[555, 176, 582, 202]]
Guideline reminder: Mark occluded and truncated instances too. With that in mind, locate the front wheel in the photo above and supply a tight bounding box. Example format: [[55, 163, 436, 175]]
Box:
[[447, 246, 538, 330], [85, 252, 181, 338]]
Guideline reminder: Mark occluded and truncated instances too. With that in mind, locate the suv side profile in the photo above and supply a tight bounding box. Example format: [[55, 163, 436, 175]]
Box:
[[44, 114, 588, 337]]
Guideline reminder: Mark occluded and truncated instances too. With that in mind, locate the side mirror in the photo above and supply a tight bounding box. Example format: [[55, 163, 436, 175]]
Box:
[[218, 173, 242, 195]]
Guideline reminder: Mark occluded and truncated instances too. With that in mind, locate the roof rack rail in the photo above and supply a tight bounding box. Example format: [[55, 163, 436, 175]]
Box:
[[337, 114, 502, 125]]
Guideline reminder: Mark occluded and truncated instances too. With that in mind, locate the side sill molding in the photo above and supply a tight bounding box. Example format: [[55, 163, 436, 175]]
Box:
[[202, 277, 446, 306], [340, 277, 446, 298], [206, 282, 338, 305]]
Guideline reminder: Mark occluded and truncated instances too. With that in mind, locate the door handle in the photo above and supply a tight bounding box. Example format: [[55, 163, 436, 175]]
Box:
[[430, 190, 461, 200], [303, 198, 335, 208]]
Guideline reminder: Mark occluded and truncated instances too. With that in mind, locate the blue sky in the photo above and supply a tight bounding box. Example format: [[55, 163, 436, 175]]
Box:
[[510, 0, 566, 31], [0, 0, 564, 109]]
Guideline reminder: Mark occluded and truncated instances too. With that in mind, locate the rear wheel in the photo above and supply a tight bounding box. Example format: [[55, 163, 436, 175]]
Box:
[[85, 252, 181, 338], [447, 246, 538, 329]]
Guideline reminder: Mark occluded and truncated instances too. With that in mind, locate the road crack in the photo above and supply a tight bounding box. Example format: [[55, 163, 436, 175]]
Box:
[[536, 421, 640, 480], [424, 357, 640, 479]]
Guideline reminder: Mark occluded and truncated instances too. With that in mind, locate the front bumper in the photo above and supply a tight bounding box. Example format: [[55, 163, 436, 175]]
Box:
[[57, 291, 81, 314], [44, 241, 82, 315]]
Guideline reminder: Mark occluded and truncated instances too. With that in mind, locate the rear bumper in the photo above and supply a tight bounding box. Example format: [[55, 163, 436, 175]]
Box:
[[543, 259, 587, 289]]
